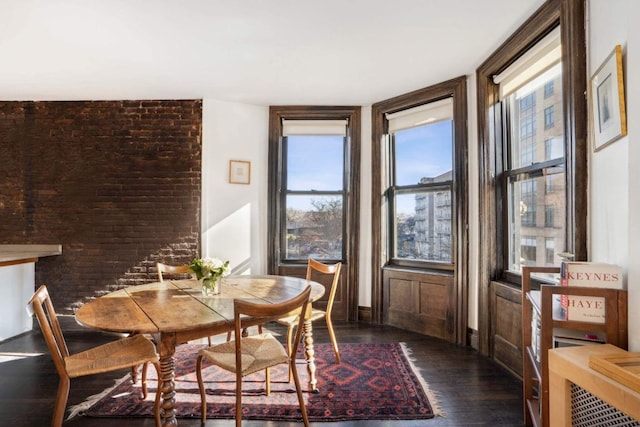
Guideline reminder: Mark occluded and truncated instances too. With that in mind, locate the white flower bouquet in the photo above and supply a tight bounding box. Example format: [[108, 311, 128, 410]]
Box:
[[190, 257, 230, 295]]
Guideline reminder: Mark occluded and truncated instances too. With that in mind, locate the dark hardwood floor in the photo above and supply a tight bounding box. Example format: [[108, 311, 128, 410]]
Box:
[[0, 322, 524, 426]]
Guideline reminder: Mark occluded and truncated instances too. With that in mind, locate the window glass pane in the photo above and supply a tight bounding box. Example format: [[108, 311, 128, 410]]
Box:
[[394, 190, 452, 262], [394, 120, 452, 186], [287, 135, 343, 191], [509, 63, 564, 169], [544, 81, 554, 98], [504, 57, 566, 274], [520, 236, 537, 264], [545, 238, 555, 264], [544, 106, 555, 129], [285, 195, 343, 260], [544, 137, 563, 160], [508, 171, 565, 270]]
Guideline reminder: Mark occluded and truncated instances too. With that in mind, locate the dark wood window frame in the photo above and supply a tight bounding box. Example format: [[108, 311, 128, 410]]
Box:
[[371, 76, 469, 334], [476, 0, 587, 355], [268, 106, 361, 321]]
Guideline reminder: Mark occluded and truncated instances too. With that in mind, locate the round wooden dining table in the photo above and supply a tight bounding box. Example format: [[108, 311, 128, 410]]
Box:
[[74, 275, 325, 427]]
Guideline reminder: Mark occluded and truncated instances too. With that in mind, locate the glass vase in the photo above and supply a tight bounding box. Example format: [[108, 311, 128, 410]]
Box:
[[201, 277, 221, 296]]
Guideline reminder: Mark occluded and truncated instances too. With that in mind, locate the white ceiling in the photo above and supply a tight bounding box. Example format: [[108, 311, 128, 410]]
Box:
[[0, 0, 545, 106]]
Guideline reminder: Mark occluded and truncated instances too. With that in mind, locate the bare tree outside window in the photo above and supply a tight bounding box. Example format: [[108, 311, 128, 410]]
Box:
[[283, 132, 345, 261]]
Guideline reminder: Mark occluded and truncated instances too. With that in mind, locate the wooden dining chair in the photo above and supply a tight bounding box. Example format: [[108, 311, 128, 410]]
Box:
[[156, 262, 191, 282], [27, 285, 162, 427], [196, 286, 312, 427], [277, 259, 342, 379]]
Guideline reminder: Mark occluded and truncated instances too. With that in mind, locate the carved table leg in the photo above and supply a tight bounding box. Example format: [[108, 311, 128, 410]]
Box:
[[158, 334, 178, 426], [302, 318, 319, 393]]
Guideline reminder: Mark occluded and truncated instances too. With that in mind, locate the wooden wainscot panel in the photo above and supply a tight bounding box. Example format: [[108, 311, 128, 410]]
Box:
[[490, 281, 523, 377], [419, 281, 447, 320], [389, 278, 414, 310], [384, 268, 453, 340]]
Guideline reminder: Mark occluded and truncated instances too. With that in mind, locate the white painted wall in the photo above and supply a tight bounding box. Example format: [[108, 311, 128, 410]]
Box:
[[201, 99, 375, 306], [587, 0, 638, 350], [201, 99, 269, 275], [625, 0, 640, 352], [587, 1, 629, 266]]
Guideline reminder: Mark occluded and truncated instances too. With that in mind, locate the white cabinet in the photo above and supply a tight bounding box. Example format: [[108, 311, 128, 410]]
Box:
[[0, 245, 62, 341]]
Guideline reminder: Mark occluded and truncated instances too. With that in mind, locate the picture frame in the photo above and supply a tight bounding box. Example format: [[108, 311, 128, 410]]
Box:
[[228, 160, 251, 184], [591, 45, 627, 151]]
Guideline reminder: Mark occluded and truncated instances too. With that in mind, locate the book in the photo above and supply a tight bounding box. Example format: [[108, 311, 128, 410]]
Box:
[[560, 262, 623, 288], [559, 262, 624, 323], [553, 336, 604, 348], [531, 307, 540, 362], [553, 327, 605, 348]]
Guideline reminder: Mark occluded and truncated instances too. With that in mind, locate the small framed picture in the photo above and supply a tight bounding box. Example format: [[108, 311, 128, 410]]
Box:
[[229, 160, 251, 184], [591, 45, 627, 151]]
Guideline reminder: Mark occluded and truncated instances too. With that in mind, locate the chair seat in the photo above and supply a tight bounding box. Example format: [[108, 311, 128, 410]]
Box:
[[65, 334, 159, 378], [277, 308, 325, 326], [199, 333, 288, 377]]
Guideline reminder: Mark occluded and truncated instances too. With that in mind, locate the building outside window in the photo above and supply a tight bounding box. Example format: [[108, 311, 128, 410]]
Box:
[[386, 98, 454, 265], [493, 27, 565, 272]]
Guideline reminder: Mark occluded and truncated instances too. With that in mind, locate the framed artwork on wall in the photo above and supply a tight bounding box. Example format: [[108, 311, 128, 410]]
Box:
[[229, 160, 251, 184], [591, 45, 627, 151]]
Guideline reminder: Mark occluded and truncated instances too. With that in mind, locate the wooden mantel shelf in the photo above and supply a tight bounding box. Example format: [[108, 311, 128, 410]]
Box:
[[0, 244, 62, 267]]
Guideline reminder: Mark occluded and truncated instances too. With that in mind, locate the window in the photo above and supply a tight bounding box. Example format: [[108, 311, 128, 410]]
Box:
[[544, 81, 554, 98], [544, 137, 563, 160], [520, 236, 537, 265], [545, 206, 554, 227], [545, 238, 555, 264], [476, 0, 587, 354], [281, 120, 346, 261], [493, 26, 567, 273], [518, 180, 537, 227], [545, 173, 562, 194], [268, 106, 360, 272], [544, 106, 555, 129], [386, 98, 454, 265]]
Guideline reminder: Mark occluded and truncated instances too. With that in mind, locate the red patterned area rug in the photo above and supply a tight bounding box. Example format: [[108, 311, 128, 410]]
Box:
[[80, 342, 439, 422]]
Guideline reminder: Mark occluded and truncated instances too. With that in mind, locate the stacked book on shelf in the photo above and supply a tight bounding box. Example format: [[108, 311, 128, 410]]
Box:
[[552, 327, 605, 348], [559, 261, 624, 323], [529, 261, 624, 357]]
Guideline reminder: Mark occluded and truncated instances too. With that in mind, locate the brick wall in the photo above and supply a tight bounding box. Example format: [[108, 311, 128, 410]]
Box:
[[0, 100, 202, 313]]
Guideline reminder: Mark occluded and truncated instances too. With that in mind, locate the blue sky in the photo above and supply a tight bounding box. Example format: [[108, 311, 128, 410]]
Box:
[[286, 121, 452, 212], [395, 120, 452, 185], [287, 135, 343, 191]]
